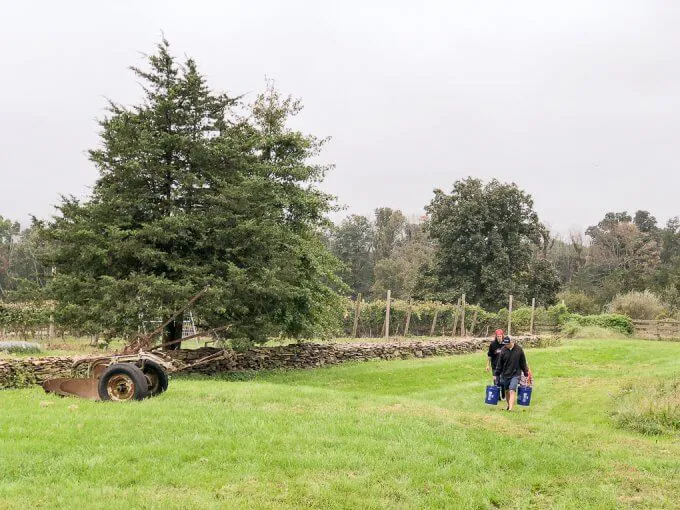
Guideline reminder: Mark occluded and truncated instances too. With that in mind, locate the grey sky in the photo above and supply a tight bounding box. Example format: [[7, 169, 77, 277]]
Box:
[[1, 1, 679, 236]]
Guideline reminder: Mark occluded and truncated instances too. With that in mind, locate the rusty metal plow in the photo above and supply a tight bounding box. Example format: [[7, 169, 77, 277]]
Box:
[[42, 351, 177, 401], [42, 288, 231, 401]]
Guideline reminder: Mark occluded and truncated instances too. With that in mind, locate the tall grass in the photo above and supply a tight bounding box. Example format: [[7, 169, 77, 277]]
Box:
[[613, 378, 680, 435]]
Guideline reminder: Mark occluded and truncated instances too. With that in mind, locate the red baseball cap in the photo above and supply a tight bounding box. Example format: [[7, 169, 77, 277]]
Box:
[[495, 329, 504, 336]]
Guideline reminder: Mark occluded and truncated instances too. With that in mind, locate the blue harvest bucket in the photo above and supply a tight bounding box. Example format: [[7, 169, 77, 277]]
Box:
[[517, 385, 532, 406], [485, 385, 500, 405]]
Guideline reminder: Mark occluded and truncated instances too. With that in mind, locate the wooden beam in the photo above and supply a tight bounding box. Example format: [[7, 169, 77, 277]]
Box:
[[352, 293, 362, 338], [384, 290, 391, 338], [404, 298, 412, 337]]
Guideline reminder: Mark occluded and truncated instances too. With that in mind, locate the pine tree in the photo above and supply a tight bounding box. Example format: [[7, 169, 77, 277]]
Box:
[[42, 40, 343, 345]]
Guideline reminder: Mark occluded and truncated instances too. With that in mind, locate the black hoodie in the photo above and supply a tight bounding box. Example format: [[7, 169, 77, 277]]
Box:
[[493, 344, 529, 381]]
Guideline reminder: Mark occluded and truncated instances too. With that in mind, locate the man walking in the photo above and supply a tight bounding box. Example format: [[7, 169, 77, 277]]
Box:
[[494, 336, 533, 411], [486, 329, 506, 401]]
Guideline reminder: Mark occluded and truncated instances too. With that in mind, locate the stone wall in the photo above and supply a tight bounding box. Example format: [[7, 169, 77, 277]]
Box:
[[0, 356, 75, 390], [0, 336, 546, 390]]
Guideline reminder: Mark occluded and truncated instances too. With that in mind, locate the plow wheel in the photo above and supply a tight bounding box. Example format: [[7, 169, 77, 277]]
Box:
[[97, 363, 149, 401], [142, 360, 169, 397]]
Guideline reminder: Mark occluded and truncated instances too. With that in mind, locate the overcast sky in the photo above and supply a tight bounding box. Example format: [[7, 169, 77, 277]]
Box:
[[1, 1, 679, 235]]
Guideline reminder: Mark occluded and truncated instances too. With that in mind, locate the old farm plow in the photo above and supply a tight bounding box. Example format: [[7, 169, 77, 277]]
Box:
[[43, 288, 231, 401]]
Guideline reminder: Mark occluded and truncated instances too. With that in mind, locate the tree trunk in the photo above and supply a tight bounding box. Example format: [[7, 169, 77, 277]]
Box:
[[164, 319, 183, 350]]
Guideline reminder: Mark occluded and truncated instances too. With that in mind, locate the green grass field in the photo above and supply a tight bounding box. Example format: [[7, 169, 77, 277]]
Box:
[[1, 338, 679, 509]]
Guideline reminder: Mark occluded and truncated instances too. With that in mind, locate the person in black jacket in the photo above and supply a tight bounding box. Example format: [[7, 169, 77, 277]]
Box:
[[493, 336, 533, 411], [485, 329, 506, 401]]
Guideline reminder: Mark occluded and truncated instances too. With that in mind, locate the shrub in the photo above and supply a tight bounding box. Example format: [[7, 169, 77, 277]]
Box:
[[547, 303, 570, 326], [0, 302, 52, 338], [560, 323, 626, 339], [612, 378, 680, 435], [560, 321, 581, 338], [566, 313, 633, 335], [510, 307, 533, 334], [610, 290, 664, 320], [558, 291, 599, 315], [533, 337, 562, 348]]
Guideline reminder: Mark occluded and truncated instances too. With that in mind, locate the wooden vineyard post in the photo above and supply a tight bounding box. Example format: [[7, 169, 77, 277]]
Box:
[[430, 309, 439, 336], [469, 304, 480, 337], [48, 314, 55, 343], [530, 297, 536, 335], [404, 298, 412, 337], [48, 267, 55, 343], [508, 295, 513, 336], [460, 294, 466, 337], [352, 293, 362, 338], [384, 290, 391, 338], [451, 298, 460, 337]]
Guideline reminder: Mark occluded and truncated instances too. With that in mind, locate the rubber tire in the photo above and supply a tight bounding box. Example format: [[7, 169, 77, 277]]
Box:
[[98, 363, 150, 401], [142, 360, 169, 397]]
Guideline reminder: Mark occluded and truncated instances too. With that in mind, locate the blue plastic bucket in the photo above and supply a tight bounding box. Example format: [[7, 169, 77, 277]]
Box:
[[485, 385, 500, 405], [517, 385, 532, 406]]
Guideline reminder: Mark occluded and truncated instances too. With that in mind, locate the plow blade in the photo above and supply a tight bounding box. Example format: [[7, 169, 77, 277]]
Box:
[[43, 377, 100, 400]]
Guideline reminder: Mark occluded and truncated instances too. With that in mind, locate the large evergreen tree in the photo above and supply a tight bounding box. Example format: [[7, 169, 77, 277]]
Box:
[[41, 40, 343, 345]]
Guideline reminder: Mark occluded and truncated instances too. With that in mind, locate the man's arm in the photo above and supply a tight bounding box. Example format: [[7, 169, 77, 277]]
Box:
[[493, 350, 504, 378]]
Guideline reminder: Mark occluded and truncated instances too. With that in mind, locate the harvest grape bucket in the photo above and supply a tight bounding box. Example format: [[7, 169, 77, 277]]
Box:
[[517, 385, 533, 406], [484, 384, 500, 405]]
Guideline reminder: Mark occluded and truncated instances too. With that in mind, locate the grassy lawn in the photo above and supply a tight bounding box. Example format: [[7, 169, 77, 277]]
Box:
[[0, 339, 679, 509]]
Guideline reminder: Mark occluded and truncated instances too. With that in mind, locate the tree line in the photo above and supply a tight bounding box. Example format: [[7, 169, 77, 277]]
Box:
[[328, 178, 560, 310], [328, 202, 680, 319]]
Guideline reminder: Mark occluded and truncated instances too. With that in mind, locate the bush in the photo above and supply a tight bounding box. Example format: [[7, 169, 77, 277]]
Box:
[[610, 290, 664, 320], [558, 291, 599, 315], [612, 378, 680, 435], [560, 323, 626, 339], [547, 303, 570, 326], [566, 313, 634, 335], [505, 306, 550, 335], [560, 321, 581, 338], [0, 302, 52, 338], [533, 337, 562, 348]]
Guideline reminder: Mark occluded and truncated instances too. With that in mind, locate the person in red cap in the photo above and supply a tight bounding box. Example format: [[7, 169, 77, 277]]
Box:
[[486, 329, 506, 402]]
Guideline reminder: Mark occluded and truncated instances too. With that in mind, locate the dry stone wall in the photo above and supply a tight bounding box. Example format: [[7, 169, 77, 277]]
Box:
[[0, 336, 545, 389], [0, 356, 74, 390]]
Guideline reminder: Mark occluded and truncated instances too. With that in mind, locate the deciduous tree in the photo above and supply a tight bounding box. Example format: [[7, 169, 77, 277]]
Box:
[[425, 178, 558, 308]]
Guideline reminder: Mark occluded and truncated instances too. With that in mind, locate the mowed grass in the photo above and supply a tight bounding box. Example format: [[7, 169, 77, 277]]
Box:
[[1, 339, 679, 509]]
